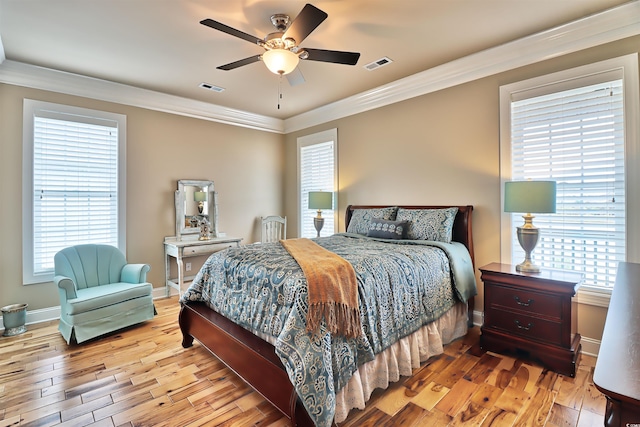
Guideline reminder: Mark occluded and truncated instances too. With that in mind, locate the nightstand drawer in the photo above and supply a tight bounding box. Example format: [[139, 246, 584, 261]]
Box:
[[487, 284, 562, 320], [485, 309, 563, 346]]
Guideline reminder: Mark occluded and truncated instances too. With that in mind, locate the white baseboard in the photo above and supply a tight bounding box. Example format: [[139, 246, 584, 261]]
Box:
[[0, 288, 179, 329], [2, 305, 600, 358], [580, 336, 600, 357]]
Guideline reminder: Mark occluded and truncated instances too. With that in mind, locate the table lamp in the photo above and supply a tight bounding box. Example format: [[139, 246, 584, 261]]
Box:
[[194, 191, 207, 214], [308, 191, 333, 237], [504, 180, 556, 273]]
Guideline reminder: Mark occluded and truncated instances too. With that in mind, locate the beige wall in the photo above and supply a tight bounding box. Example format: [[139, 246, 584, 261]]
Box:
[[0, 84, 284, 311], [284, 35, 640, 346], [2, 34, 638, 349]]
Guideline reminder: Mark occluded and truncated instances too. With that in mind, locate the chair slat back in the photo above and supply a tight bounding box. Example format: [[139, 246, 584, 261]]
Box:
[[261, 216, 287, 243]]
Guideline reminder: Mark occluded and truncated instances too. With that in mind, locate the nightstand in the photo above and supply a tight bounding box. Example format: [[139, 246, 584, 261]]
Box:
[[479, 262, 583, 377]]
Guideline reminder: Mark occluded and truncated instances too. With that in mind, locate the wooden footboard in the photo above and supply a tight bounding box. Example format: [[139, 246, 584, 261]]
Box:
[[179, 301, 315, 427]]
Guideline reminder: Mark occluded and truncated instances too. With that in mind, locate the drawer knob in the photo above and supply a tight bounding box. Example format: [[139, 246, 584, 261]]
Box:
[[514, 320, 534, 331], [514, 296, 534, 307]]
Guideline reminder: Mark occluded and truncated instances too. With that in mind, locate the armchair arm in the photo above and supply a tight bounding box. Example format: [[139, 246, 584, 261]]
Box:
[[54, 275, 77, 300], [121, 264, 151, 283]]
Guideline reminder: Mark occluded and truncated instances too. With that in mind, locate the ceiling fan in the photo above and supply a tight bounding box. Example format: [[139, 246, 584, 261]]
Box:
[[200, 3, 361, 84]]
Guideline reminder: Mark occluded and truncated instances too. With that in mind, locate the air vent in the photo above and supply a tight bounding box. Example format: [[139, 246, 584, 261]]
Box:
[[199, 82, 225, 92], [364, 57, 393, 71]]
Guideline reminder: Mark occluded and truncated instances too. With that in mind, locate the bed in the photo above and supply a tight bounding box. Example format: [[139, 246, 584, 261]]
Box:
[[179, 204, 476, 426]]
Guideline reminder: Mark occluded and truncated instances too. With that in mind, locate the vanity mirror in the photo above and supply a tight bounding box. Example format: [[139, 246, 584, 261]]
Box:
[[175, 180, 218, 239]]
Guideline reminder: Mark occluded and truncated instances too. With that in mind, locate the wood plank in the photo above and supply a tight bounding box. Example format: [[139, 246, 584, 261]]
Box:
[[412, 381, 450, 410]]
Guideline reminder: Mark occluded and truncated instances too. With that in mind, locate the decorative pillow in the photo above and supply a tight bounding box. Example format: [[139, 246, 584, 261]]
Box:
[[396, 207, 458, 243], [367, 218, 408, 240], [347, 207, 398, 235]]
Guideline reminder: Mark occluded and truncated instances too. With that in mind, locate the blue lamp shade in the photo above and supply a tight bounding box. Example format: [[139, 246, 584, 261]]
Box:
[[193, 191, 208, 202], [308, 191, 333, 210], [504, 181, 556, 214]]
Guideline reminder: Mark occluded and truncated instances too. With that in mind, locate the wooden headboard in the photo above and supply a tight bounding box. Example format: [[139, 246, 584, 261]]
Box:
[[345, 205, 475, 267]]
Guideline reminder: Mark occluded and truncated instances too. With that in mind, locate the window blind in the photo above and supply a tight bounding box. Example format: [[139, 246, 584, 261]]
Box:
[[510, 79, 625, 287], [300, 140, 335, 238], [32, 115, 119, 275]]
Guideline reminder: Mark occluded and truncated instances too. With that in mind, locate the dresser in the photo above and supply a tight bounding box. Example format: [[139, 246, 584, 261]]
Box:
[[479, 262, 583, 377], [164, 235, 242, 296]]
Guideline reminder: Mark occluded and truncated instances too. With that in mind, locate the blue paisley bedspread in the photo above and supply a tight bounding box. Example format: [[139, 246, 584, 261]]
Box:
[[181, 233, 477, 427]]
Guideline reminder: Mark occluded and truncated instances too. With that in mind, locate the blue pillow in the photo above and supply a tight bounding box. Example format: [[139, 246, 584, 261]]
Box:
[[367, 218, 408, 240], [396, 207, 458, 243], [347, 207, 398, 235]]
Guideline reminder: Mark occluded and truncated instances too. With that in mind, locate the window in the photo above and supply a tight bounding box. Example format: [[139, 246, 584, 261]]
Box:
[[298, 129, 337, 238], [23, 100, 126, 284], [500, 54, 639, 290]]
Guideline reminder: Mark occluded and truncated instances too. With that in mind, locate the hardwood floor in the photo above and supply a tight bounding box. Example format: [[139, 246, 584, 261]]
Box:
[[0, 297, 606, 427]]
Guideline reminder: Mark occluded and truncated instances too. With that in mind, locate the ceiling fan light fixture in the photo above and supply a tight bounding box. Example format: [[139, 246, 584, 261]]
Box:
[[262, 48, 299, 75]]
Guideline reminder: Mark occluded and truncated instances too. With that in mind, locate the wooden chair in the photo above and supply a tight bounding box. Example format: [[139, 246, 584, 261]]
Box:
[[261, 216, 286, 243]]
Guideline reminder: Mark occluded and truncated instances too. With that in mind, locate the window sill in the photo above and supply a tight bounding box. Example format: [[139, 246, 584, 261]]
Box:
[[574, 286, 611, 308]]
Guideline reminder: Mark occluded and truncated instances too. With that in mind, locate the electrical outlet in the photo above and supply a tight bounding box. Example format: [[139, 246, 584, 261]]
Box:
[[186, 262, 192, 272]]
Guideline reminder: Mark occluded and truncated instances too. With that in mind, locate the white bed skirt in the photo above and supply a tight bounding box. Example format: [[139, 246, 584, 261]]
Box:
[[334, 302, 469, 423], [255, 301, 469, 424]]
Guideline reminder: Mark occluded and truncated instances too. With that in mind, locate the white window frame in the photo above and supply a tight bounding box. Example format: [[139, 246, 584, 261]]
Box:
[[500, 54, 639, 301], [22, 99, 126, 284], [297, 128, 338, 238]]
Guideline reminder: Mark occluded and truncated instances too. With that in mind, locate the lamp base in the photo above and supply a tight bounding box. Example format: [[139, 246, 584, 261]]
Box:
[[516, 223, 541, 273], [313, 217, 324, 238], [515, 260, 541, 273]]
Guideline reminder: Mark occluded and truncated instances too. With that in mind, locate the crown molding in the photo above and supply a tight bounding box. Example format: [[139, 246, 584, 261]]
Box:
[[1, 1, 638, 135], [0, 60, 284, 133], [284, 0, 640, 133]]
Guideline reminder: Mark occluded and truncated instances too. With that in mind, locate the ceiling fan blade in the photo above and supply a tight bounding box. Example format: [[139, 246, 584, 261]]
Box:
[[283, 4, 327, 45], [304, 48, 360, 65], [200, 18, 262, 45], [286, 67, 305, 86], [217, 55, 262, 71]]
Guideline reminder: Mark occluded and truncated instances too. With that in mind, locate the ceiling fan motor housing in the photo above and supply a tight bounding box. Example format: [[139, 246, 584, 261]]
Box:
[[270, 14, 290, 32]]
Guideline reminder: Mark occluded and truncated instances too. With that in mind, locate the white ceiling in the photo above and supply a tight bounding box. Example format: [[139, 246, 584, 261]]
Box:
[[0, 0, 632, 120]]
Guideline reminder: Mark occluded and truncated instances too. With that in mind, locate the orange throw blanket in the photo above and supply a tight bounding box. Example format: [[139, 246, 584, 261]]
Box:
[[281, 238, 361, 339]]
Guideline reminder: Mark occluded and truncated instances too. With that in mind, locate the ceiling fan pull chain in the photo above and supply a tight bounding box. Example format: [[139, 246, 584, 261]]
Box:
[[277, 74, 283, 109]]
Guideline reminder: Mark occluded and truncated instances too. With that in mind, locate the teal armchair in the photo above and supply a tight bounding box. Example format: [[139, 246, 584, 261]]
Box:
[[54, 244, 156, 344]]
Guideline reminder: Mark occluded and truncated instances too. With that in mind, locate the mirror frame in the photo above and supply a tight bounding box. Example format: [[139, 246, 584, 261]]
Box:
[[175, 180, 218, 238]]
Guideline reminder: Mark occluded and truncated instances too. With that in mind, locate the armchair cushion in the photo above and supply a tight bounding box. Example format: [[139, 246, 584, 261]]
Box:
[[64, 282, 152, 315]]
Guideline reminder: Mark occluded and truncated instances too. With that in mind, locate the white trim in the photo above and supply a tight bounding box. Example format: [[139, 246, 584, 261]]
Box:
[[471, 309, 482, 328], [499, 53, 640, 286], [580, 336, 601, 358], [0, 2, 637, 134], [0, 306, 61, 329], [0, 60, 283, 134], [284, 1, 640, 133], [297, 128, 338, 237], [22, 99, 128, 284], [0, 302, 600, 358], [575, 287, 611, 308], [0, 290, 176, 330], [154, 287, 179, 299]]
